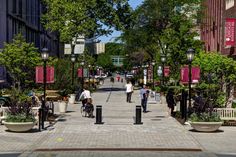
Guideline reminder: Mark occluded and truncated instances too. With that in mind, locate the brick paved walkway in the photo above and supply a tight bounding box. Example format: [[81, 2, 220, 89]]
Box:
[[1, 77, 235, 157]]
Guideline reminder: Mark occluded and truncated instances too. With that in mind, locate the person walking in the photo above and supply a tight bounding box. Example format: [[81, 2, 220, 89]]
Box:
[[140, 85, 149, 113], [125, 80, 133, 103], [166, 89, 176, 117]]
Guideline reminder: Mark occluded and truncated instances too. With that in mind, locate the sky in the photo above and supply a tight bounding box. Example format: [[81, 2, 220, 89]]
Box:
[[98, 0, 143, 43]]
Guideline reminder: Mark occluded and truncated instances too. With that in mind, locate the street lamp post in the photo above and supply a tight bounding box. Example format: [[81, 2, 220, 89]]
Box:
[[186, 48, 195, 109], [161, 55, 166, 86], [41, 47, 49, 130], [71, 54, 76, 86], [80, 61, 85, 90], [151, 61, 156, 90], [88, 64, 91, 87]]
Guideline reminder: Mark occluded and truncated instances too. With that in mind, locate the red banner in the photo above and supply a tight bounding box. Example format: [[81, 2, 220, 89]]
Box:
[[225, 18, 236, 46], [36, 66, 54, 83], [78, 68, 83, 78], [164, 66, 170, 77], [180, 66, 200, 84]]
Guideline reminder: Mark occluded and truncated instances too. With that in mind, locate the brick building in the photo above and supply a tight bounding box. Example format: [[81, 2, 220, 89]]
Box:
[[201, 0, 236, 56], [0, 0, 63, 57]]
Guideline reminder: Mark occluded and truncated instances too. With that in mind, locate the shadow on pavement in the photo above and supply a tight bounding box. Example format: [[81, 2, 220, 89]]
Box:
[[96, 88, 125, 92], [188, 129, 224, 133], [0, 153, 21, 157], [5, 128, 40, 133]]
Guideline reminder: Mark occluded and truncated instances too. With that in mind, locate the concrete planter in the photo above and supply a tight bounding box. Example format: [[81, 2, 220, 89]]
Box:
[[68, 94, 76, 104], [58, 101, 68, 113], [190, 121, 223, 132], [3, 121, 35, 132]]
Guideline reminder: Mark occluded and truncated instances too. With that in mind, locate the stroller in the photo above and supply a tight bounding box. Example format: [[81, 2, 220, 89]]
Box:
[[80, 98, 94, 118]]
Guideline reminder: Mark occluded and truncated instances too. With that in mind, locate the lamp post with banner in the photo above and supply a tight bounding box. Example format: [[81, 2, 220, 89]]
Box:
[[186, 48, 195, 109], [41, 47, 49, 130]]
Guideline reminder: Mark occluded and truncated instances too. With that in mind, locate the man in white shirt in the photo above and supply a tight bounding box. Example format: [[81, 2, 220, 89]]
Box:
[[125, 80, 133, 103]]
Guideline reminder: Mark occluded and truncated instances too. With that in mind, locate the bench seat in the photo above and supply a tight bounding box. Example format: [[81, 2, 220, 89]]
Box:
[[213, 108, 236, 121]]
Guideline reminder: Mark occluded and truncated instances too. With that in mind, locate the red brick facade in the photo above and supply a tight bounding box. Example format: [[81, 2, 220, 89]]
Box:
[[201, 0, 236, 55]]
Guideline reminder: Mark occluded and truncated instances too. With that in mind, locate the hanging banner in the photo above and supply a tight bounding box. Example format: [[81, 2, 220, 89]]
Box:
[[164, 66, 170, 77], [78, 68, 83, 78], [225, 18, 236, 46], [180, 66, 200, 84], [36, 66, 54, 83]]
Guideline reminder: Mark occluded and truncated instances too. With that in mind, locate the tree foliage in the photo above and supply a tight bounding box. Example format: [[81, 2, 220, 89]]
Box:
[[105, 42, 125, 55], [96, 53, 114, 71], [193, 51, 236, 107], [42, 0, 132, 43], [120, 0, 203, 80], [0, 34, 41, 89]]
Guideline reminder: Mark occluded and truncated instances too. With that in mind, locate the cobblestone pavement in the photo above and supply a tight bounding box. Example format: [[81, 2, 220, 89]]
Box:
[[0, 77, 236, 157]]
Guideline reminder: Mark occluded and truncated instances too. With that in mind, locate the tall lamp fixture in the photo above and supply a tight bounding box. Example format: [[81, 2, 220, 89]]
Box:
[[41, 47, 49, 129], [151, 61, 156, 90], [186, 48, 195, 109], [71, 54, 76, 86], [88, 64, 91, 87], [161, 55, 166, 86], [80, 61, 85, 90]]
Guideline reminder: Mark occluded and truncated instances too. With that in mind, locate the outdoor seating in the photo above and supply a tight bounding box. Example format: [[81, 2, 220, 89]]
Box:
[[213, 108, 236, 121]]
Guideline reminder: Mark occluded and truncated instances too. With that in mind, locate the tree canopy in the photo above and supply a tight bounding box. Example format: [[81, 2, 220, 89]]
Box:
[[42, 0, 132, 43], [0, 34, 41, 89], [120, 0, 203, 80]]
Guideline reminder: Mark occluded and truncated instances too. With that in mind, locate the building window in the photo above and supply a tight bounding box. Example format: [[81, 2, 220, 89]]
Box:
[[226, 0, 234, 10]]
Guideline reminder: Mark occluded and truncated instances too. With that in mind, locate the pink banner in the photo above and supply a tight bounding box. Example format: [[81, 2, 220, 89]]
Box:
[[78, 68, 83, 78], [225, 18, 236, 46], [180, 66, 200, 84], [36, 66, 54, 83], [164, 66, 170, 77]]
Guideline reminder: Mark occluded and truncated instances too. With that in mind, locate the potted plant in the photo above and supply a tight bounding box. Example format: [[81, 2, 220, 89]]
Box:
[[57, 89, 69, 113], [2, 89, 36, 132], [189, 112, 223, 132]]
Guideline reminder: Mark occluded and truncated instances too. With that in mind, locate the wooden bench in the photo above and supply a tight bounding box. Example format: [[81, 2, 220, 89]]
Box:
[[213, 108, 236, 121]]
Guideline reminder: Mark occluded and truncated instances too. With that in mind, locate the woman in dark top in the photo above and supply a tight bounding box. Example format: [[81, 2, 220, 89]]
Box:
[[166, 89, 176, 117]]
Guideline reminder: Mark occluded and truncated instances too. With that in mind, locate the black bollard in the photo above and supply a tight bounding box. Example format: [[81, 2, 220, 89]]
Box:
[[134, 105, 143, 125], [181, 90, 188, 122], [38, 108, 42, 131], [95, 105, 104, 124]]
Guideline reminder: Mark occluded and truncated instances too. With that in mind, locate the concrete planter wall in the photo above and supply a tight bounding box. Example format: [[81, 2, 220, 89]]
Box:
[[68, 94, 76, 104], [3, 121, 35, 132], [58, 101, 68, 113], [190, 121, 223, 132]]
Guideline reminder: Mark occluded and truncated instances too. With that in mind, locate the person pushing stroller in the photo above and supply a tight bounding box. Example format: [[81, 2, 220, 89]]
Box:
[[79, 85, 94, 118]]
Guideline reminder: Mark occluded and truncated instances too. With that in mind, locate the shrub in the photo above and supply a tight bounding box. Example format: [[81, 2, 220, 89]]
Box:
[[190, 112, 221, 122], [5, 101, 36, 123]]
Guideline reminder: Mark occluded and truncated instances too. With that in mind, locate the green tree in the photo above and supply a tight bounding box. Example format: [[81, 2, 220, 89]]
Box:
[[193, 51, 236, 107], [42, 0, 132, 55], [120, 0, 203, 82], [0, 34, 41, 90], [105, 43, 125, 55], [96, 53, 114, 71]]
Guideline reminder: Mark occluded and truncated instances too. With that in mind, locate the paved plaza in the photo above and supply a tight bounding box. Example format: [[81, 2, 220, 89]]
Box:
[[0, 78, 236, 157]]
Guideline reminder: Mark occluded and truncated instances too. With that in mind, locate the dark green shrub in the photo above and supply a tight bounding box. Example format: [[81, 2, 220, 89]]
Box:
[[190, 112, 221, 122]]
